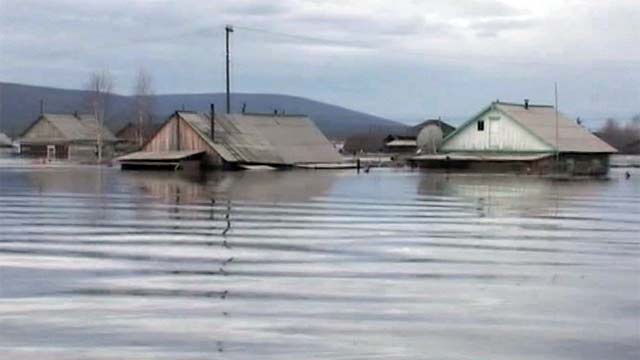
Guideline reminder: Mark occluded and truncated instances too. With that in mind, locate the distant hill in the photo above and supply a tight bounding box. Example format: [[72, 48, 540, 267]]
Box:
[[0, 82, 407, 139]]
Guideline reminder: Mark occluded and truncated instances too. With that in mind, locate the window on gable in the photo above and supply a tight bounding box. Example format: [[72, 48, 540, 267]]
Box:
[[477, 120, 485, 131]]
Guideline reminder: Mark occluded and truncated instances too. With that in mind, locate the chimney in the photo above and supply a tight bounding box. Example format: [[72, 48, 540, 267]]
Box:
[[524, 99, 529, 109], [210, 103, 215, 142]]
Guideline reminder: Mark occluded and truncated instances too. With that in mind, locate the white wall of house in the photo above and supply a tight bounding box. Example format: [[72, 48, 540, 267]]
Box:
[[441, 109, 553, 152]]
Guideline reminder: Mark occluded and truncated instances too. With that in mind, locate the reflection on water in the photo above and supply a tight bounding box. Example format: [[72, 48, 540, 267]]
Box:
[[0, 166, 639, 359]]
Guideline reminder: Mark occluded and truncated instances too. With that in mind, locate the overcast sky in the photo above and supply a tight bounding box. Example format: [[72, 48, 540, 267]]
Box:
[[1, 0, 638, 125]]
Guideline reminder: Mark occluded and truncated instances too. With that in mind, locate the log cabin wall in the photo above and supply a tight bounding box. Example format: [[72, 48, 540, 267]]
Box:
[[143, 115, 224, 167]]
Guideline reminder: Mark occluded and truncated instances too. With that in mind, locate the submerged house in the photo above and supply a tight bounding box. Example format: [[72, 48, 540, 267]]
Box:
[[410, 101, 617, 175], [18, 113, 118, 162], [118, 111, 343, 169]]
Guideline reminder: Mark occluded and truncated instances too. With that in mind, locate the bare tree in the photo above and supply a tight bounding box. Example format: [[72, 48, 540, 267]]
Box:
[[133, 68, 153, 147], [596, 117, 640, 153], [86, 70, 114, 162]]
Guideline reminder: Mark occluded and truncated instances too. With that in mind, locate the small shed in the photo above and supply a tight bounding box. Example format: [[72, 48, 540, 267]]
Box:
[[410, 101, 618, 175], [19, 113, 118, 162], [119, 111, 343, 169]]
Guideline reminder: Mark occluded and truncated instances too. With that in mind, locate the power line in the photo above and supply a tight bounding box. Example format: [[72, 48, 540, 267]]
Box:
[[230, 25, 640, 69], [233, 25, 366, 48]]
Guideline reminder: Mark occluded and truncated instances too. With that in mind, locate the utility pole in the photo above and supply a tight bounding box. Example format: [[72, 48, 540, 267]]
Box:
[[554, 82, 559, 165], [94, 98, 102, 164], [225, 25, 234, 114]]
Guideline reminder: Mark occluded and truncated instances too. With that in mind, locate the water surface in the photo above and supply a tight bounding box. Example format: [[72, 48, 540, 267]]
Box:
[[1, 165, 639, 359]]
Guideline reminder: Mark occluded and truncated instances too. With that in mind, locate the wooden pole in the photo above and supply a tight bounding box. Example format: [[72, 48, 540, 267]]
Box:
[[555, 82, 559, 165], [225, 25, 234, 114]]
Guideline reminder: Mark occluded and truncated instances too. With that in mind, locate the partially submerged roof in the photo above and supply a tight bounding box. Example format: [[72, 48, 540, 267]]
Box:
[[494, 103, 616, 153], [0, 132, 12, 147], [117, 150, 204, 162], [21, 113, 117, 143], [177, 112, 343, 165], [444, 102, 617, 153], [412, 153, 551, 162]]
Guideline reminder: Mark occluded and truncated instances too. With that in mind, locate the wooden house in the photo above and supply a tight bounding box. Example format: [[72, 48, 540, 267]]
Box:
[[410, 101, 617, 175], [18, 113, 118, 162], [118, 111, 343, 170]]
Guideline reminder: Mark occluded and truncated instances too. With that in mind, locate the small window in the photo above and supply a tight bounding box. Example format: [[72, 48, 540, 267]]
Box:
[[477, 120, 485, 131]]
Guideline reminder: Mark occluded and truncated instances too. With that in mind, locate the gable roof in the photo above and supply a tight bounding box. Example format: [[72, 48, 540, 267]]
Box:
[[21, 113, 117, 143], [176, 112, 343, 165], [0, 132, 12, 147], [443, 102, 617, 153]]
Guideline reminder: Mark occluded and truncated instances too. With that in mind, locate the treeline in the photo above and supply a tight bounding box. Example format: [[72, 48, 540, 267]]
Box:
[[595, 115, 640, 154]]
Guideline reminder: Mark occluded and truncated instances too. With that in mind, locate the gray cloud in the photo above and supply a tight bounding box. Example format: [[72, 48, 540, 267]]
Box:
[[454, 0, 524, 17], [469, 17, 537, 37], [0, 0, 638, 124]]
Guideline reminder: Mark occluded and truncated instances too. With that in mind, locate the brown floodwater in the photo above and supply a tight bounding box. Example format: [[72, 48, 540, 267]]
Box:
[[0, 164, 639, 359]]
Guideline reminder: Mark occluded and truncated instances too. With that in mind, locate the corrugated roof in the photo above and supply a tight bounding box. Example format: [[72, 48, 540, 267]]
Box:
[[495, 103, 617, 153], [178, 112, 343, 165], [24, 113, 117, 142]]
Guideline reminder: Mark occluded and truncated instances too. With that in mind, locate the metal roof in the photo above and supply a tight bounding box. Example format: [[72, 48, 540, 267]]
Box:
[[178, 112, 343, 165], [22, 113, 117, 143], [494, 103, 617, 153]]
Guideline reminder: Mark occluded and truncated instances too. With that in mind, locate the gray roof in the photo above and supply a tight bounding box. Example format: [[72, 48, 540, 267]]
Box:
[[118, 150, 204, 161], [178, 112, 343, 165], [0, 132, 12, 147], [22, 113, 117, 143], [494, 103, 617, 153]]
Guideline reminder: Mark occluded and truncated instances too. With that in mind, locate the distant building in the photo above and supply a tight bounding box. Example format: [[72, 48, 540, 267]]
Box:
[[18, 113, 118, 162], [115, 122, 158, 153], [118, 111, 343, 169], [0, 132, 12, 148], [344, 119, 454, 155], [0, 131, 15, 156], [410, 101, 617, 175], [343, 133, 388, 154], [383, 135, 417, 153], [409, 119, 455, 138]]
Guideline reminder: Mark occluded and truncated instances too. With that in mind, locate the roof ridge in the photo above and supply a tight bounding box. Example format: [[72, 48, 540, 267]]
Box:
[[495, 101, 554, 108]]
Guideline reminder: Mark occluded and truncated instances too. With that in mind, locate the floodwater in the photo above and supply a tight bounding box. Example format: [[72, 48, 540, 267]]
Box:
[[0, 164, 639, 359]]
